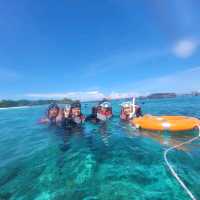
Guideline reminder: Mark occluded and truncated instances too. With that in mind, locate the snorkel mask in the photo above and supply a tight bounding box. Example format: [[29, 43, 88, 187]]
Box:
[[97, 101, 112, 121], [64, 104, 71, 118], [64, 104, 71, 111], [99, 101, 111, 108], [121, 101, 132, 108], [121, 98, 136, 118]]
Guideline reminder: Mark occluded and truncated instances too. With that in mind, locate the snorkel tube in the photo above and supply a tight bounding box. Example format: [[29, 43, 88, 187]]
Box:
[[129, 97, 136, 119], [120, 97, 136, 120]]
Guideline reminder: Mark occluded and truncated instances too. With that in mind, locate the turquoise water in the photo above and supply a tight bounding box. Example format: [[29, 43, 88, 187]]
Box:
[[0, 97, 200, 200]]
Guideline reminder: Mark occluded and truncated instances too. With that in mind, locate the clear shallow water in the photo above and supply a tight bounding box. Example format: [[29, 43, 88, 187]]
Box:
[[0, 97, 200, 200]]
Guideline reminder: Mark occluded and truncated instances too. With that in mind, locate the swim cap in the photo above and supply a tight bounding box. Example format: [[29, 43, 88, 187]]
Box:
[[48, 103, 59, 110], [71, 101, 81, 109], [46, 103, 59, 117]]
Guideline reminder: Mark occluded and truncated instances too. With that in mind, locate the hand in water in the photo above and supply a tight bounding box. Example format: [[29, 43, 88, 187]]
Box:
[[38, 118, 50, 124]]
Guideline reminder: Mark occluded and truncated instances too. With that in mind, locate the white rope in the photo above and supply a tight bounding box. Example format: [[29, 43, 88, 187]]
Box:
[[164, 127, 200, 200]]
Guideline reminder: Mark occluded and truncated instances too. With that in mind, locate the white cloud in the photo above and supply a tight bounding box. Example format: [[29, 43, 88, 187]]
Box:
[[26, 66, 200, 100], [132, 66, 200, 93], [108, 91, 138, 99], [27, 91, 105, 101], [173, 39, 199, 58], [26, 91, 140, 101], [27, 93, 68, 98]]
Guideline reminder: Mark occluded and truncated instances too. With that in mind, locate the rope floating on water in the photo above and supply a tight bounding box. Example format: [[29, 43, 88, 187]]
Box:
[[164, 127, 200, 200]]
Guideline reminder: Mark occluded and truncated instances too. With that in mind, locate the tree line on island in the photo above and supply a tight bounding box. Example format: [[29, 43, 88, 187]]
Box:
[[0, 92, 200, 108], [0, 98, 73, 108]]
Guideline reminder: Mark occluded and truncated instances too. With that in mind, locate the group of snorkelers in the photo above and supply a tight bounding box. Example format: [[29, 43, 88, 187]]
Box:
[[39, 98, 142, 128]]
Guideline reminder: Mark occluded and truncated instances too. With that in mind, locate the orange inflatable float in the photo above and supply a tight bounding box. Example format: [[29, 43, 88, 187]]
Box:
[[132, 115, 200, 132]]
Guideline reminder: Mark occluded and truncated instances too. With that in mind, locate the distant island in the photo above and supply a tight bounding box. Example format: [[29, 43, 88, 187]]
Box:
[[1, 91, 200, 108], [147, 93, 177, 99], [0, 98, 73, 108], [138, 91, 200, 100], [182, 91, 200, 97]]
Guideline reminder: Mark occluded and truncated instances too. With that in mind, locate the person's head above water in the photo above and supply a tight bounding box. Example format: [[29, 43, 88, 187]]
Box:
[[71, 101, 81, 117], [64, 104, 71, 118], [121, 102, 133, 115], [99, 101, 111, 112], [47, 103, 59, 119], [120, 98, 142, 119], [97, 101, 112, 120]]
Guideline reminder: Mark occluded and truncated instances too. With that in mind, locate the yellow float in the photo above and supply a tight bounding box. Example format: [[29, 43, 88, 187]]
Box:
[[132, 115, 200, 132]]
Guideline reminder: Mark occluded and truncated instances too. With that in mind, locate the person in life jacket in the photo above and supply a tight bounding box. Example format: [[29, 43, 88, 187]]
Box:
[[120, 99, 142, 121], [69, 101, 85, 126]]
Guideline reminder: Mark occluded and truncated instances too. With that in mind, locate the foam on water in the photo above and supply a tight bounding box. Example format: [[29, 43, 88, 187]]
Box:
[[0, 106, 30, 110], [0, 97, 200, 200]]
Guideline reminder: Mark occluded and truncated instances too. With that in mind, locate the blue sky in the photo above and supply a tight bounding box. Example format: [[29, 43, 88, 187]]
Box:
[[1, 0, 200, 100]]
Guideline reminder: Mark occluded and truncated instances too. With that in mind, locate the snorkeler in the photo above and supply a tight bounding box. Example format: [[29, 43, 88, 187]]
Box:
[[56, 107, 65, 127], [63, 104, 71, 119], [86, 100, 112, 123], [62, 104, 73, 129], [97, 101, 112, 121], [120, 102, 132, 121], [39, 103, 62, 125], [135, 105, 142, 117], [120, 98, 142, 121], [85, 106, 99, 123], [68, 101, 85, 126]]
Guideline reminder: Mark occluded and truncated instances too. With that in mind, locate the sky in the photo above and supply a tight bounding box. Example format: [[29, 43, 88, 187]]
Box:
[[1, 0, 200, 101]]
